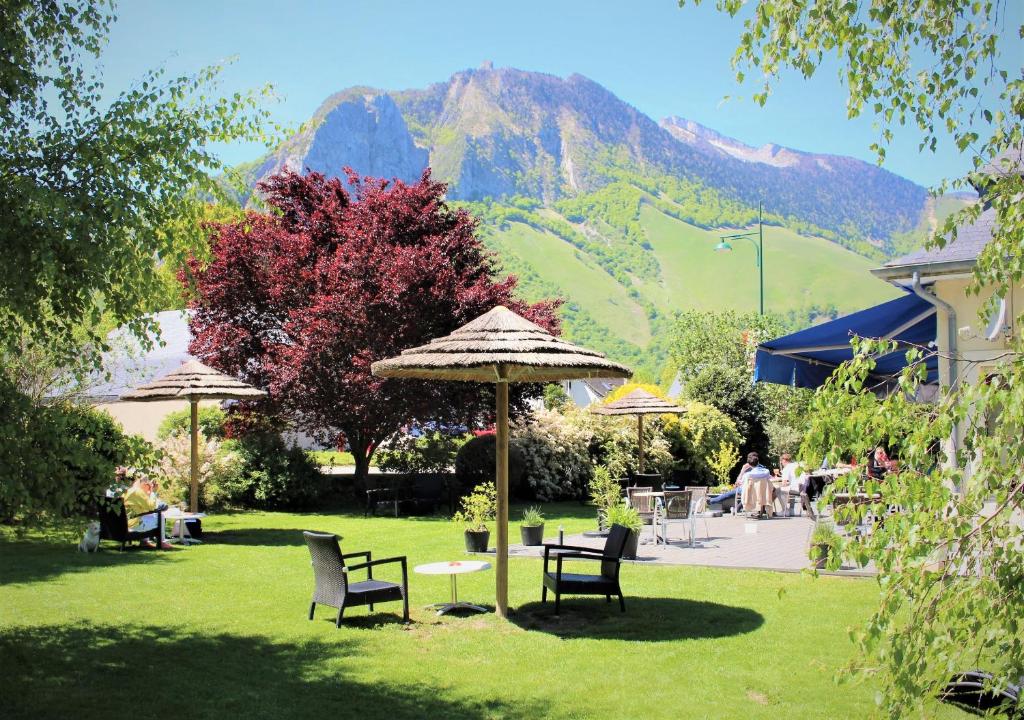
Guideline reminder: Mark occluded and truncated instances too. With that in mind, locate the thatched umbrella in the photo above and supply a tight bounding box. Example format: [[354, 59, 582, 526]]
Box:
[[371, 306, 631, 618], [121, 360, 266, 512], [592, 389, 685, 474]]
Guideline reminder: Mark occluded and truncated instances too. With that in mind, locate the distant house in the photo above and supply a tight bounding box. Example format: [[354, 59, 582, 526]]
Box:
[[560, 377, 626, 408], [870, 152, 1022, 391], [83, 310, 222, 441]]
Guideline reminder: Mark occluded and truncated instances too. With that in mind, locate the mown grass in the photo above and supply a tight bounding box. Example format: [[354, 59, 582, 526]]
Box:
[[0, 503, 967, 719], [307, 449, 358, 466]]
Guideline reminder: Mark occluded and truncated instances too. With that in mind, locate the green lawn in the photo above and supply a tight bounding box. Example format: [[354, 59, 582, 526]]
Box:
[[0, 504, 965, 719], [307, 449, 358, 466]]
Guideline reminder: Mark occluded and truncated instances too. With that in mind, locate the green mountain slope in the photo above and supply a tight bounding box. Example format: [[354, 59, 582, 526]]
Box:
[[476, 201, 901, 379]]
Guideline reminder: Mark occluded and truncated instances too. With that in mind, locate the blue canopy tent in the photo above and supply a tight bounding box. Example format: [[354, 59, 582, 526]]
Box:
[[754, 291, 939, 389]]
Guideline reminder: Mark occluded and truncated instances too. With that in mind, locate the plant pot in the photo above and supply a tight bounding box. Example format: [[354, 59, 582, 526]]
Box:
[[622, 530, 640, 560], [520, 524, 544, 546], [464, 529, 490, 553]]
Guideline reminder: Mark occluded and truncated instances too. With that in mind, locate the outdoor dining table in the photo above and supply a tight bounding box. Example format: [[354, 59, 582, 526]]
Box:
[[162, 508, 206, 545]]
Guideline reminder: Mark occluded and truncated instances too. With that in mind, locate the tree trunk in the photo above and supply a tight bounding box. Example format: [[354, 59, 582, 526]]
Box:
[[350, 441, 372, 490]]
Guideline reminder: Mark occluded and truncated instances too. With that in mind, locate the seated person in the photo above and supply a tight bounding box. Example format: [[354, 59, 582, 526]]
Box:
[[710, 451, 762, 511], [778, 453, 800, 515], [122, 474, 171, 549], [867, 445, 896, 480]]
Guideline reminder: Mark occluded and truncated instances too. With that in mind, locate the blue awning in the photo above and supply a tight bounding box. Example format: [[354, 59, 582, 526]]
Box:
[[754, 291, 938, 389]]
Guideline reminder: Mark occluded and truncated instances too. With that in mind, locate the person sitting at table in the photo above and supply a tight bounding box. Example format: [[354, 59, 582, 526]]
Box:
[[867, 445, 897, 480], [710, 451, 762, 513], [122, 474, 172, 549], [778, 453, 806, 517]]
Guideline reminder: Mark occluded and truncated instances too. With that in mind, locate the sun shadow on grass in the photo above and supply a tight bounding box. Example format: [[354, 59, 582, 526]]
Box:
[[0, 538, 175, 585], [510, 597, 764, 641], [0, 623, 547, 720]]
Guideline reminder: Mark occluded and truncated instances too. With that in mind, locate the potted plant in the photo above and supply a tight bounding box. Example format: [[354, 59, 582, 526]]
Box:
[[452, 481, 496, 553], [604, 504, 643, 560], [809, 522, 844, 569], [589, 465, 621, 533], [520, 506, 545, 546]]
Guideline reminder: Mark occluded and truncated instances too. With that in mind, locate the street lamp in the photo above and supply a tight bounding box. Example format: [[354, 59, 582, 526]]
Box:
[[714, 201, 764, 315]]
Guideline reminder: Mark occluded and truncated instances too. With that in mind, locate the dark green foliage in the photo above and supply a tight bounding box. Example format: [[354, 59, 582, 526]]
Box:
[[684, 365, 769, 461], [454, 435, 526, 497], [0, 376, 154, 522], [211, 433, 328, 510], [375, 432, 470, 475], [156, 406, 227, 441]]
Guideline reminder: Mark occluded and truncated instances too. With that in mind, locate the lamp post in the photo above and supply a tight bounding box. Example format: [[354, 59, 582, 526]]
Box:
[[714, 201, 764, 315]]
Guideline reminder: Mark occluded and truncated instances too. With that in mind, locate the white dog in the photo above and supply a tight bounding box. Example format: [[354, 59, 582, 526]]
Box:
[[78, 521, 101, 553]]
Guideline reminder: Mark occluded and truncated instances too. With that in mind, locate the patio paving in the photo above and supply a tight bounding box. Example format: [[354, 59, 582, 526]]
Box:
[[509, 514, 823, 572]]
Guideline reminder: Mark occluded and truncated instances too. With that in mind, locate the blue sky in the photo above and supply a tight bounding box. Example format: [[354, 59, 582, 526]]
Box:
[[102, 0, 1021, 188]]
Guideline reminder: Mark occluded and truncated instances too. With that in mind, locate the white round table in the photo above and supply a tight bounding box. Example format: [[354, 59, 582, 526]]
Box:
[[162, 508, 206, 545], [414, 560, 491, 615]]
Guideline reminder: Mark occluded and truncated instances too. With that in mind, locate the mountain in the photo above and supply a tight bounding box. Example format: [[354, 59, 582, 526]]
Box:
[[236, 65, 937, 377]]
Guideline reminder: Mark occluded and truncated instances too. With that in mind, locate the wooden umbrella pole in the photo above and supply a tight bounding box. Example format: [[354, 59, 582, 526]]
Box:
[[189, 398, 199, 513], [637, 414, 645, 475], [495, 376, 510, 619]]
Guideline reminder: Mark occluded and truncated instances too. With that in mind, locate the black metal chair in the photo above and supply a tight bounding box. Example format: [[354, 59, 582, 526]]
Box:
[[541, 524, 631, 614], [98, 500, 163, 551], [939, 670, 1021, 718], [303, 531, 409, 626]]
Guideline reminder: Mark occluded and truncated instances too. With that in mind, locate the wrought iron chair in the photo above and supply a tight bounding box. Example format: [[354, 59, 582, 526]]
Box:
[[541, 524, 631, 614], [303, 531, 409, 626]]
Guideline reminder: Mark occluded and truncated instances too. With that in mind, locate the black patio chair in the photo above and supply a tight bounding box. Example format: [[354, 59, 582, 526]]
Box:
[[98, 500, 163, 551], [303, 531, 409, 626], [541, 524, 631, 614], [939, 670, 1021, 718]]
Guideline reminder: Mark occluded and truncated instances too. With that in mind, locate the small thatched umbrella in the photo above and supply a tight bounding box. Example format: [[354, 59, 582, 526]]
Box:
[[371, 306, 631, 618], [121, 360, 266, 512], [592, 389, 686, 474]]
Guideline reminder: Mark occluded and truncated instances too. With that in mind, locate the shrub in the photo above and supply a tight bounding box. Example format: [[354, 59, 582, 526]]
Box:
[[454, 434, 526, 496], [684, 364, 769, 458], [206, 432, 328, 510], [589, 465, 620, 528], [375, 431, 470, 475], [707, 441, 740, 486], [664, 400, 742, 485], [0, 374, 155, 522], [153, 433, 235, 509], [156, 406, 227, 440], [452, 482, 496, 531], [512, 407, 594, 500], [583, 411, 672, 479], [542, 383, 569, 411]]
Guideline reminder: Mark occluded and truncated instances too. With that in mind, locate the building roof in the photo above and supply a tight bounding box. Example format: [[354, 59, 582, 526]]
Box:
[[872, 206, 995, 282], [85, 310, 195, 401], [581, 377, 625, 398]]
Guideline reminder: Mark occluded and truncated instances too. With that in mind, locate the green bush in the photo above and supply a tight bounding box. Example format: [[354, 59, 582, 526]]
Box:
[[375, 431, 470, 475], [205, 432, 328, 510], [156, 406, 227, 440], [683, 366, 768, 462], [663, 400, 743, 485], [454, 434, 526, 496], [0, 375, 155, 522], [512, 408, 594, 501]]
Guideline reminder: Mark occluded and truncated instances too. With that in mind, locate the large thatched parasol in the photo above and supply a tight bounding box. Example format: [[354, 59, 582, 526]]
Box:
[[592, 389, 686, 474], [372, 306, 631, 618], [121, 360, 266, 512]]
